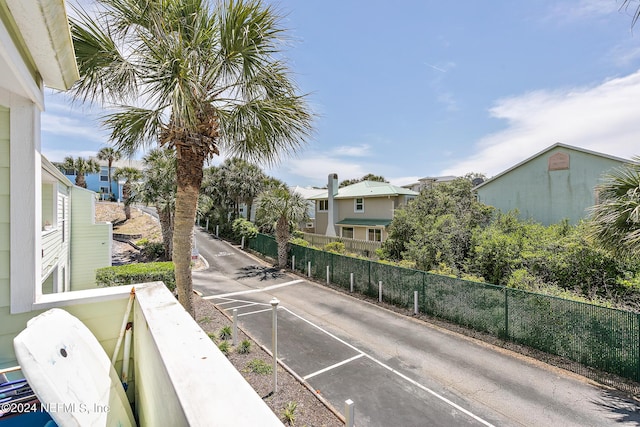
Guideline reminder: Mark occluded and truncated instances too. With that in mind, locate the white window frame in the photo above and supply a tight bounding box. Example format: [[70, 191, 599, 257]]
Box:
[[342, 227, 354, 239], [318, 200, 328, 212], [100, 167, 109, 182], [354, 197, 364, 213], [367, 228, 382, 242]]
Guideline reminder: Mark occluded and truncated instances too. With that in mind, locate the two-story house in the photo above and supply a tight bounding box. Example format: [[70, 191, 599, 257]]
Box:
[[310, 174, 418, 242]]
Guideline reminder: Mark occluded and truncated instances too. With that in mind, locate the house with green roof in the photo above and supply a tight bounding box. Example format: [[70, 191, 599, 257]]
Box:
[[310, 174, 418, 242]]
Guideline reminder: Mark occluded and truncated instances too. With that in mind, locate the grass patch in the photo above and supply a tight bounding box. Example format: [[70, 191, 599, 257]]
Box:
[[245, 359, 272, 374]]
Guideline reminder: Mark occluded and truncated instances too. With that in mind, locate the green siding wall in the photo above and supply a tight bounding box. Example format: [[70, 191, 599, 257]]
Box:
[[0, 106, 9, 314], [70, 187, 111, 289], [477, 146, 627, 225]]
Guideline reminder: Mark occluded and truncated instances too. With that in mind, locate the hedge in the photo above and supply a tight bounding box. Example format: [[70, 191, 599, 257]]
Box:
[[96, 262, 175, 291]]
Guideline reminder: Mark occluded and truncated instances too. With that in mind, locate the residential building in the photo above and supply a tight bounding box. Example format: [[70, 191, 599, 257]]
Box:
[[402, 175, 457, 192], [60, 158, 144, 201], [474, 143, 631, 225], [310, 174, 418, 242], [0, 1, 279, 424], [290, 185, 325, 232]]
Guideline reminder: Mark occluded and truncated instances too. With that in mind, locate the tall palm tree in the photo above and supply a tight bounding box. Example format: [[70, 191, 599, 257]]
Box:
[[113, 167, 142, 220], [141, 149, 177, 260], [256, 187, 308, 268], [96, 147, 121, 199], [589, 160, 640, 255], [70, 0, 313, 316], [60, 156, 100, 188]]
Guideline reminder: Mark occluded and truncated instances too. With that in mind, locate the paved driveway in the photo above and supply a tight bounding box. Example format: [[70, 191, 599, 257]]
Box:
[[192, 229, 640, 427]]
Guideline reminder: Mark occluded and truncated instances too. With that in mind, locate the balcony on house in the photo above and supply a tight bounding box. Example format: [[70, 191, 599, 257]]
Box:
[[1, 282, 282, 426]]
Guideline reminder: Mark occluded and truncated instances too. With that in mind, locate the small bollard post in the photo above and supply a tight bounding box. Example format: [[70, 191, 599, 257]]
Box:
[[241, 236, 245, 249], [215, 224, 219, 237], [292, 255, 295, 271], [414, 290, 419, 315], [307, 261, 311, 277], [271, 298, 279, 393], [345, 399, 355, 427], [197, 217, 200, 226], [379, 280, 382, 302], [326, 266, 330, 285], [232, 309, 238, 346], [205, 218, 209, 231], [350, 273, 354, 293]]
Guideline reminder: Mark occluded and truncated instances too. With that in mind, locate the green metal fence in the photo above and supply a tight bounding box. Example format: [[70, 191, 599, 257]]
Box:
[[249, 233, 640, 385]]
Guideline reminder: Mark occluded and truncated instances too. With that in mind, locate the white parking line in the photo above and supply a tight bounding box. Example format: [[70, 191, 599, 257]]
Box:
[[237, 307, 279, 317], [303, 354, 365, 380], [227, 302, 261, 310], [281, 307, 495, 427], [203, 279, 304, 299]]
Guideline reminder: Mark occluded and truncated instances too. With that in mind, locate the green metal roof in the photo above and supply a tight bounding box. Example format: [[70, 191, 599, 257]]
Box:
[[309, 180, 418, 200], [335, 218, 392, 227]]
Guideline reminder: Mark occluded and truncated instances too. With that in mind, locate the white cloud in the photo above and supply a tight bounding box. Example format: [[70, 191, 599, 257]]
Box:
[[330, 144, 371, 157], [269, 153, 368, 186], [442, 70, 640, 177], [388, 176, 420, 187]]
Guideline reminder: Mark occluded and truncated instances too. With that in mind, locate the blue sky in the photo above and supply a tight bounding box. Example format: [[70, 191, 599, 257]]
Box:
[[42, 0, 640, 187]]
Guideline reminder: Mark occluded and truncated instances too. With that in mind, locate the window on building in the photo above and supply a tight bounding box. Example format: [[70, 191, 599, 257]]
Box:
[[100, 167, 109, 182], [318, 200, 328, 211], [368, 228, 381, 242], [355, 198, 364, 212], [342, 227, 354, 239]]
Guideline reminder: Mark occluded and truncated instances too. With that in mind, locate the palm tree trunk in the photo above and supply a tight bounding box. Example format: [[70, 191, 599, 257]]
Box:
[[123, 184, 131, 219], [157, 204, 173, 261], [174, 145, 205, 317], [76, 173, 86, 188], [275, 215, 289, 268]]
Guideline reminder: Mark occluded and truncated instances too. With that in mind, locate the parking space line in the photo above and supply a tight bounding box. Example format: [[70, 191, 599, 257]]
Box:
[[303, 354, 365, 380], [281, 307, 495, 427], [227, 302, 261, 310], [203, 279, 304, 299], [237, 307, 279, 317]]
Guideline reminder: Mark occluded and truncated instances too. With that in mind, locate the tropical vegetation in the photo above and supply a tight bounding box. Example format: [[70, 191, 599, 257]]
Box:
[[58, 156, 100, 188], [70, 0, 313, 316]]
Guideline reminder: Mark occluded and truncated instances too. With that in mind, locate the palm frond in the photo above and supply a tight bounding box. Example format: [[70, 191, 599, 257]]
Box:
[[102, 107, 164, 156]]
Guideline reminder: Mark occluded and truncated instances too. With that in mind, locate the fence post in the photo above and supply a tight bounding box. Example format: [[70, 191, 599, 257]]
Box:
[[414, 290, 419, 315], [232, 309, 238, 346], [331, 253, 334, 283], [379, 281, 382, 302], [205, 218, 209, 231], [241, 236, 245, 249], [292, 255, 295, 271], [308, 261, 311, 278], [504, 287, 509, 339], [326, 265, 330, 285], [368, 260, 371, 289], [215, 224, 219, 237], [350, 273, 354, 293], [345, 399, 355, 427]]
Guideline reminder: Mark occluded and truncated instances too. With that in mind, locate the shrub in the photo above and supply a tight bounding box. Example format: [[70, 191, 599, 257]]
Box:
[[141, 242, 165, 260], [218, 341, 230, 356], [96, 262, 175, 291], [246, 359, 272, 374], [218, 326, 232, 341], [283, 401, 297, 425], [323, 241, 345, 254], [232, 218, 258, 241], [237, 339, 252, 354], [289, 237, 310, 247]]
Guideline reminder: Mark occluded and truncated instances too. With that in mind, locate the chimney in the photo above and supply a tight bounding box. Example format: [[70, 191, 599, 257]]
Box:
[[326, 173, 338, 236]]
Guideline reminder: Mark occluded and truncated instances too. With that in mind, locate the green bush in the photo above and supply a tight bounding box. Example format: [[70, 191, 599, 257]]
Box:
[[96, 262, 175, 291], [323, 241, 346, 254], [232, 218, 258, 241], [141, 242, 165, 260], [245, 359, 272, 374], [289, 237, 309, 247]]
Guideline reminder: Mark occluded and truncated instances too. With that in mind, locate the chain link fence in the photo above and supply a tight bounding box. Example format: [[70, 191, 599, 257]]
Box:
[[249, 233, 640, 386]]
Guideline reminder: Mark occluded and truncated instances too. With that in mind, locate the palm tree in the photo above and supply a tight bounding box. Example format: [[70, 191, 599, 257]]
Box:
[[70, 0, 313, 316], [96, 147, 121, 199], [141, 149, 177, 260], [256, 187, 308, 268], [589, 160, 640, 255], [60, 156, 100, 188], [113, 167, 142, 220]]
